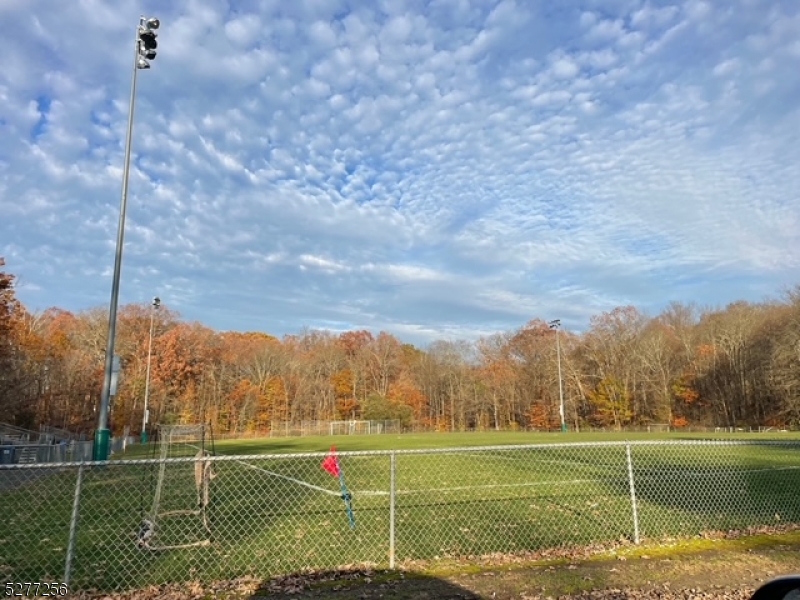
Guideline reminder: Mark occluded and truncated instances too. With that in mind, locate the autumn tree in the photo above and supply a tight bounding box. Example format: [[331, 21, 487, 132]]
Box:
[[1, 259, 798, 436], [392, 344, 429, 424], [338, 330, 373, 404], [476, 333, 518, 429], [508, 320, 561, 430], [580, 307, 647, 428], [150, 322, 217, 427], [0, 258, 27, 424], [588, 377, 632, 429], [768, 288, 800, 425]]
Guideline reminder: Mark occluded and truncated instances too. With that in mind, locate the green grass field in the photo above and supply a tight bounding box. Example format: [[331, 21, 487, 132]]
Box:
[[121, 428, 800, 457], [2, 431, 799, 591]]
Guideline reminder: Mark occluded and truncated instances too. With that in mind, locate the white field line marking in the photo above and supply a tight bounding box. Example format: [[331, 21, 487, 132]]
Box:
[[742, 465, 800, 474], [186, 443, 341, 497], [363, 478, 597, 497], [236, 460, 340, 496], [461, 454, 614, 472], [643, 465, 800, 478], [234, 462, 392, 497]]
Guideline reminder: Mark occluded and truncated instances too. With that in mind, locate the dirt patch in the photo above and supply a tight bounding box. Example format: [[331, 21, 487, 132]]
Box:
[[447, 543, 798, 600], [70, 534, 800, 600]]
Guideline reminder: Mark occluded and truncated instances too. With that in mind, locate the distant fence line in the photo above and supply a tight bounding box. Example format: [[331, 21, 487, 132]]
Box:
[[221, 422, 796, 438], [1, 440, 799, 592], [215, 419, 403, 439]]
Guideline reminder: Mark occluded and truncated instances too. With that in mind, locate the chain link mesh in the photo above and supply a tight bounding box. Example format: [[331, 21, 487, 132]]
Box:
[[1, 440, 798, 591]]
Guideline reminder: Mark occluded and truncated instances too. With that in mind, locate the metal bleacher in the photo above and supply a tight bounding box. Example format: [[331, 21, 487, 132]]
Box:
[[17, 446, 39, 464], [1, 423, 94, 464]]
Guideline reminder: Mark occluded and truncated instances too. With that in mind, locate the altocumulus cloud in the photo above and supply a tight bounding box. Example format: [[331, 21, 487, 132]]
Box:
[[1, 0, 799, 345]]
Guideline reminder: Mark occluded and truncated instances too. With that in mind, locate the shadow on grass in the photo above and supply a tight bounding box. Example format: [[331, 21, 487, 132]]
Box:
[[250, 568, 483, 599], [604, 442, 800, 537]]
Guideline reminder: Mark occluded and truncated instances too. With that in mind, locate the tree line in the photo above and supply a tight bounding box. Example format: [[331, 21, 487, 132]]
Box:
[[1, 258, 798, 435]]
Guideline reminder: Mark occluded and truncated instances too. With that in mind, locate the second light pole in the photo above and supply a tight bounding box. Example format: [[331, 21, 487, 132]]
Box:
[[549, 319, 566, 432], [141, 296, 160, 443]]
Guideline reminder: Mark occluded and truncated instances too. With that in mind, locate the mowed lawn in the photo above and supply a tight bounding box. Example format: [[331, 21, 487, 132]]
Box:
[[122, 428, 800, 457], [2, 430, 799, 591]]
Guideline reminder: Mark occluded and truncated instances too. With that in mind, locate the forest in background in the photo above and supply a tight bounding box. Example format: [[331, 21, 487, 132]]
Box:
[[1, 257, 799, 436]]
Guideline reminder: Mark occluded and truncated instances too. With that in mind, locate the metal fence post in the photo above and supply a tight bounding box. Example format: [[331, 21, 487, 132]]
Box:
[[389, 451, 396, 569], [64, 463, 86, 586], [625, 444, 640, 544]]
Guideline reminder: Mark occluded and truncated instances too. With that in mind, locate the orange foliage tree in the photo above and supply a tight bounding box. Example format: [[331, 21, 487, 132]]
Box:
[[3, 260, 800, 436], [331, 368, 357, 419], [0, 258, 27, 424], [387, 372, 428, 423]]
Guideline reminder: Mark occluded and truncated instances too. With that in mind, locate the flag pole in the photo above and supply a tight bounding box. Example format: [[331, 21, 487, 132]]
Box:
[[322, 446, 356, 529], [338, 470, 356, 529]]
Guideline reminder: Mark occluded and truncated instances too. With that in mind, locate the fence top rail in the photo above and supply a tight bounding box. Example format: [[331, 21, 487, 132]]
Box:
[[0, 422, 40, 437], [1, 438, 800, 469]]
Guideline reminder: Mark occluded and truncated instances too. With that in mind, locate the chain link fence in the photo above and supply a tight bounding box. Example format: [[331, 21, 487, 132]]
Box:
[[1, 440, 799, 591]]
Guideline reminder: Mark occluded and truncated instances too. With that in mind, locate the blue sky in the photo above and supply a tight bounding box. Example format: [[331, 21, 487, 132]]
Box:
[[1, 0, 799, 345]]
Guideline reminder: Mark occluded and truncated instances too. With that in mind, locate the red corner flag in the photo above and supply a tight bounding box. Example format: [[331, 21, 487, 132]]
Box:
[[322, 445, 356, 529], [321, 446, 341, 478]]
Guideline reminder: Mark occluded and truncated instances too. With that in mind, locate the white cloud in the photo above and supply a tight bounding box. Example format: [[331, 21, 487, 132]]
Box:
[[298, 254, 350, 273], [685, 0, 712, 21], [551, 57, 580, 79], [1, 0, 799, 345], [224, 14, 262, 47], [586, 18, 626, 43], [364, 263, 447, 283], [631, 4, 680, 30], [713, 58, 741, 77]]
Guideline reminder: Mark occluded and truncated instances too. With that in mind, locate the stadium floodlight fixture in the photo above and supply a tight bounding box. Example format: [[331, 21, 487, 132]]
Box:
[[94, 16, 161, 460], [137, 16, 160, 68]]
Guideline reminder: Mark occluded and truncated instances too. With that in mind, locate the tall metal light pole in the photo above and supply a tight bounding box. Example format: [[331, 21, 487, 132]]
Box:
[[140, 296, 160, 443], [549, 319, 566, 432], [94, 16, 161, 461]]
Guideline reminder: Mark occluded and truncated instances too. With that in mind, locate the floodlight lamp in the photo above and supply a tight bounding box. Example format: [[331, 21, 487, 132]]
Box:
[[145, 18, 160, 30], [139, 30, 158, 49], [136, 57, 151, 69], [152, 297, 161, 308]]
